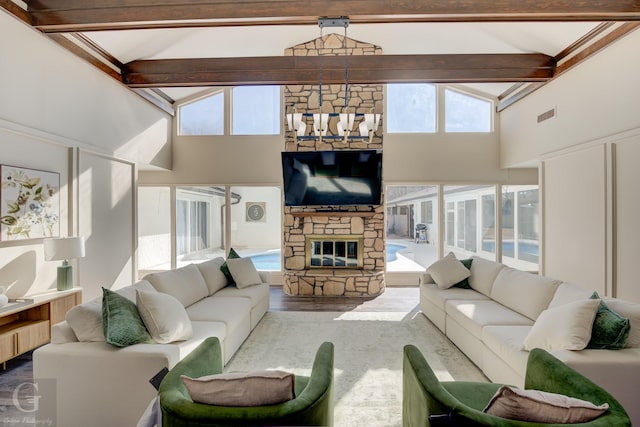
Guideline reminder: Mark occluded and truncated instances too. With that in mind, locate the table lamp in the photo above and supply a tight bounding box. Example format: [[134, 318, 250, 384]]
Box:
[[43, 236, 85, 291]]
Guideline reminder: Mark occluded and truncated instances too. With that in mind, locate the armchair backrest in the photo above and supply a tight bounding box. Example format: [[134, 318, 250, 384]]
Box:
[[403, 345, 631, 426], [159, 338, 334, 427], [524, 348, 630, 425]]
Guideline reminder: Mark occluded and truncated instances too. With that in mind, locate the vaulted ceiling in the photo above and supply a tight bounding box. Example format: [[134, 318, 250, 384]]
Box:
[[3, 1, 640, 115]]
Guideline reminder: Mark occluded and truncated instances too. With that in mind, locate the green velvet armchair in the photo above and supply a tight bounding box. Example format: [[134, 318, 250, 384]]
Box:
[[402, 345, 630, 426], [159, 337, 334, 427]]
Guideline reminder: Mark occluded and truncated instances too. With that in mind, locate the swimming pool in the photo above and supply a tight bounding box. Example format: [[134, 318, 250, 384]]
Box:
[[249, 243, 407, 270]]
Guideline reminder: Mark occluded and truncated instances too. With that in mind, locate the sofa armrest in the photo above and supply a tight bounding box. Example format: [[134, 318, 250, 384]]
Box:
[[34, 341, 181, 427]]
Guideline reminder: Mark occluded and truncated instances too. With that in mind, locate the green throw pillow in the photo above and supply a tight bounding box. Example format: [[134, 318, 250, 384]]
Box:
[[102, 287, 153, 347], [452, 258, 473, 289], [220, 248, 241, 284], [587, 291, 630, 349]]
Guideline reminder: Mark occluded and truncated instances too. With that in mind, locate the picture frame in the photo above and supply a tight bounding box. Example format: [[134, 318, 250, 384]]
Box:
[[246, 202, 266, 222], [1, 165, 60, 241]]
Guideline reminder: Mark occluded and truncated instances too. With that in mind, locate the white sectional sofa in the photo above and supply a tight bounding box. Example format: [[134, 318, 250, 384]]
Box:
[[421, 255, 640, 425], [33, 257, 269, 427]]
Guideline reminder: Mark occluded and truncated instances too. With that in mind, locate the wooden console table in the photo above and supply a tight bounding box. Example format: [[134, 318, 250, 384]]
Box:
[[0, 288, 81, 368]]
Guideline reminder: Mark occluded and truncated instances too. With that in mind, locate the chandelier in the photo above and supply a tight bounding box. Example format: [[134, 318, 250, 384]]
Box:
[[286, 17, 381, 144]]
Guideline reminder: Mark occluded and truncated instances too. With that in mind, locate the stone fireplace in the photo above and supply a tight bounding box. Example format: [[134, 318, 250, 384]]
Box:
[[282, 33, 385, 297], [283, 209, 385, 297]]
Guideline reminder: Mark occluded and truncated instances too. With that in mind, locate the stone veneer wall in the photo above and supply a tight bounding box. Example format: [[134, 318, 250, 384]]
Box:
[[283, 34, 386, 297]]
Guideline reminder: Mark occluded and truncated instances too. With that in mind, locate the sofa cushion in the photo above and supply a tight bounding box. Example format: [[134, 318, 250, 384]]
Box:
[[446, 300, 533, 338], [145, 264, 209, 307], [482, 325, 532, 376], [426, 252, 471, 289], [196, 257, 228, 295], [66, 280, 156, 342], [484, 385, 609, 423], [421, 283, 489, 311], [523, 299, 600, 351], [186, 296, 252, 335], [468, 256, 504, 296], [490, 268, 561, 320], [548, 282, 592, 308], [226, 257, 262, 289], [601, 298, 640, 348], [181, 370, 295, 406], [136, 290, 193, 344], [102, 288, 153, 347], [215, 282, 269, 307]]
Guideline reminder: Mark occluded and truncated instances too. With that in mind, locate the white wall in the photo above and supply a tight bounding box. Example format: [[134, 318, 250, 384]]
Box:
[[542, 145, 607, 295], [0, 12, 172, 170], [141, 130, 538, 186], [0, 13, 171, 300], [613, 133, 640, 302], [78, 152, 136, 301], [501, 29, 640, 301], [501, 29, 640, 167]]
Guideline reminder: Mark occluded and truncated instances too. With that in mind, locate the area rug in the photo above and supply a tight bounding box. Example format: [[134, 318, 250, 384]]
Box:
[[225, 310, 487, 427]]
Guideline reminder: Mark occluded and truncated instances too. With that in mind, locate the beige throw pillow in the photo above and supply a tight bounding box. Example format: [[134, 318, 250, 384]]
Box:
[[484, 385, 609, 423], [523, 299, 600, 351], [181, 370, 295, 406], [136, 290, 193, 344], [426, 252, 471, 289], [226, 257, 262, 289]]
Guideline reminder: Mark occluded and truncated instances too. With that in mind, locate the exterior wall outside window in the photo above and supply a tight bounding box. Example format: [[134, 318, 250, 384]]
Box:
[[444, 185, 497, 261]]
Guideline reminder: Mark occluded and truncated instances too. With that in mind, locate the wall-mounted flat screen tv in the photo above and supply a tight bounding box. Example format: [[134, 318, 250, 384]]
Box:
[[282, 150, 383, 207]]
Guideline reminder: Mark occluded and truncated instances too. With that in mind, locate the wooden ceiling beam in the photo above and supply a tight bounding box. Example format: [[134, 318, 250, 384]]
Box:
[[27, 0, 640, 32], [122, 53, 555, 88], [0, 0, 32, 25]]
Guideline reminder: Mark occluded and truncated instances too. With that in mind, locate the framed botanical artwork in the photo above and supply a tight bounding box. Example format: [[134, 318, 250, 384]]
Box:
[[1, 165, 60, 241]]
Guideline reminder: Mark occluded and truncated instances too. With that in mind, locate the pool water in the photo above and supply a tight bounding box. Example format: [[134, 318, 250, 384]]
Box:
[[249, 243, 407, 271], [481, 241, 539, 263]]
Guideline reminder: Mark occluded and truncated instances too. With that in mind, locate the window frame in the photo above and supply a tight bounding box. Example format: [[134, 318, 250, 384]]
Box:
[[385, 84, 495, 135], [177, 86, 283, 137], [177, 89, 226, 136], [444, 87, 494, 133]]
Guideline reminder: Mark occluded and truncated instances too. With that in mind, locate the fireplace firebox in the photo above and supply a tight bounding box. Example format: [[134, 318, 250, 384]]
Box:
[[305, 235, 364, 269]]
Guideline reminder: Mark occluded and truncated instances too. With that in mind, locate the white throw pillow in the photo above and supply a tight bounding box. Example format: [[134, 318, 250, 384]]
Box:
[[226, 257, 262, 289], [426, 252, 471, 289], [523, 299, 600, 351], [484, 385, 609, 423], [136, 290, 193, 344], [65, 297, 104, 342], [65, 280, 157, 342]]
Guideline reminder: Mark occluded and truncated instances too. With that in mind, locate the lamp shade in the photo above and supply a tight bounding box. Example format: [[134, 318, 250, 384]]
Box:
[[43, 237, 85, 261]]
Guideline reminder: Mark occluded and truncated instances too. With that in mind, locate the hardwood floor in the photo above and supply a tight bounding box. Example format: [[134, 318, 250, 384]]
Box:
[[268, 285, 420, 312]]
